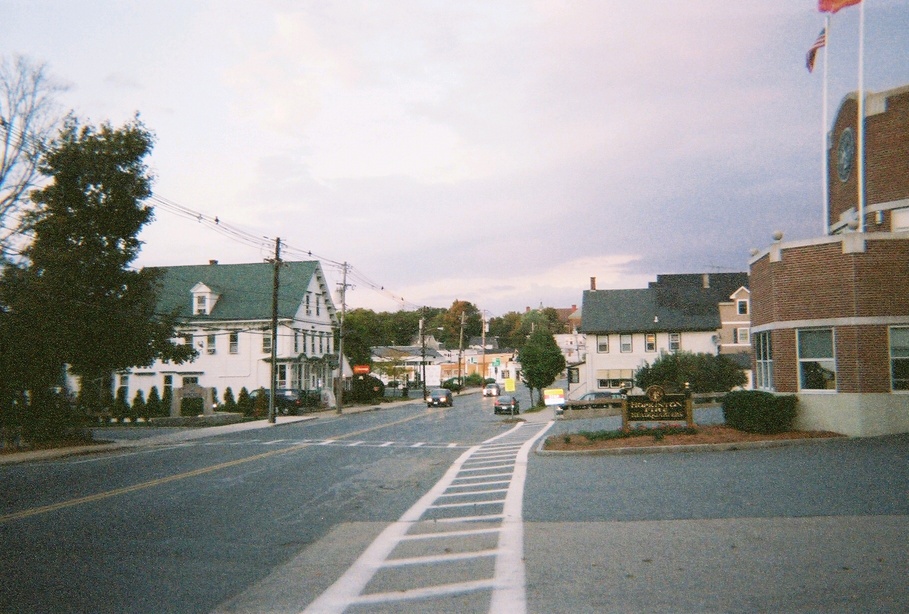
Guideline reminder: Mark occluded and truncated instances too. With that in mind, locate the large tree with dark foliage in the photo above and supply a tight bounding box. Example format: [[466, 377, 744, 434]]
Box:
[[635, 351, 746, 393], [518, 327, 566, 406], [0, 115, 194, 412]]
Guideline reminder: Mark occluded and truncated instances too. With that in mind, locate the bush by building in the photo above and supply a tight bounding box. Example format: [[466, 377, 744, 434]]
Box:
[[722, 390, 797, 434]]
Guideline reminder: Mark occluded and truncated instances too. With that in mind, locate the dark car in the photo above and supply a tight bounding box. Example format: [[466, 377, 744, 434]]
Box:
[[426, 388, 453, 407], [249, 388, 310, 415], [494, 395, 520, 415]]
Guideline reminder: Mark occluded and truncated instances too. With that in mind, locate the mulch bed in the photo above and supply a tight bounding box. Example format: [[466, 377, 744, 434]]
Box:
[[544, 425, 844, 451]]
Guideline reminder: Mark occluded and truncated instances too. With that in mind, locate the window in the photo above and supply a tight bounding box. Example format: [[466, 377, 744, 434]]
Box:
[[163, 375, 173, 397], [737, 299, 749, 315], [754, 331, 773, 390], [798, 329, 836, 390], [734, 327, 750, 344], [263, 332, 272, 354], [620, 334, 632, 353], [294, 330, 300, 353], [181, 333, 194, 347], [229, 332, 239, 354], [305, 294, 311, 315], [196, 295, 207, 315], [207, 334, 216, 355], [597, 336, 609, 353], [316, 295, 321, 316], [668, 333, 680, 352], [890, 327, 909, 391], [277, 364, 288, 388], [319, 334, 324, 354], [645, 333, 656, 352], [182, 376, 198, 386]]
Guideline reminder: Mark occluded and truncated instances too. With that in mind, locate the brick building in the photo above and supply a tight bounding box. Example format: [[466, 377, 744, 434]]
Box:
[[749, 84, 909, 436]]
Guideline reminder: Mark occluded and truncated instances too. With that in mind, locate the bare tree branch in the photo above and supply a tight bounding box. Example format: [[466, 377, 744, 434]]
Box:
[[0, 55, 66, 263]]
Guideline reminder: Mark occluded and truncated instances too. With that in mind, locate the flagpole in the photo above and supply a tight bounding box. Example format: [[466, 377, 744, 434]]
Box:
[[822, 15, 830, 235], [856, 0, 866, 232]]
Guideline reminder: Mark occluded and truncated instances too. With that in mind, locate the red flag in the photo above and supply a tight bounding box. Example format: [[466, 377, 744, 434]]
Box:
[[806, 28, 827, 73], [819, 0, 861, 13]]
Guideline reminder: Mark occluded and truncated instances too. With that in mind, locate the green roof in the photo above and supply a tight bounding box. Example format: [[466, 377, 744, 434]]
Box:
[[148, 261, 326, 321]]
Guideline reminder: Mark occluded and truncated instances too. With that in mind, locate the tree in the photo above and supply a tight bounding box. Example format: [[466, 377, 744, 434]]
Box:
[[635, 351, 746, 393], [518, 328, 566, 406], [439, 300, 481, 347], [489, 311, 525, 350], [0, 55, 65, 263], [1, 115, 195, 409]]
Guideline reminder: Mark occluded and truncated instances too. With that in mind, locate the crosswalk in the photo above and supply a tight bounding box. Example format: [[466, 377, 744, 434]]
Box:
[[302, 420, 554, 614], [198, 438, 472, 450]]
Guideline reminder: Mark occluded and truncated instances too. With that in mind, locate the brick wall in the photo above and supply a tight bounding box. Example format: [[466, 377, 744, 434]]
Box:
[[829, 86, 909, 228]]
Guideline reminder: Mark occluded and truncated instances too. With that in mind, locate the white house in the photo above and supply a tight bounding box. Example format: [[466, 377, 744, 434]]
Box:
[[117, 260, 338, 404], [572, 273, 749, 400]]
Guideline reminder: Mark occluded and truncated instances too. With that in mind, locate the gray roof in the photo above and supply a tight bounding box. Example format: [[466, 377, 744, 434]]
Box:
[[148, 261, 328, 321], [579, 287, 721, 334]]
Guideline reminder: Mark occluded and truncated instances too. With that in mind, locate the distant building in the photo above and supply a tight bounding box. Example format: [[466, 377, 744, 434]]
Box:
[[749, 84, 909, 437], [574, 273, 748, 400]]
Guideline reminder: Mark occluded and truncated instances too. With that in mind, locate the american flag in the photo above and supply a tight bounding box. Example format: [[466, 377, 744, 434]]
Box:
[[806, 28, 827, 73]]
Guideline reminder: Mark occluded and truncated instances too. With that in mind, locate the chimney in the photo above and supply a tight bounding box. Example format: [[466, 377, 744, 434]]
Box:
[[590, 277, 597, 291], [702, 273, 710, 289], [209, 260, 218, 266]]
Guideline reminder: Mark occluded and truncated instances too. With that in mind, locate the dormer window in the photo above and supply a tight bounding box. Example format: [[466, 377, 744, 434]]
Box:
[[191, 282, 219, 316]]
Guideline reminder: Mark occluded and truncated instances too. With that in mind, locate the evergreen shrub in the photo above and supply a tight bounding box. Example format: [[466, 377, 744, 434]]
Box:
[[722, 390, 798, 434]]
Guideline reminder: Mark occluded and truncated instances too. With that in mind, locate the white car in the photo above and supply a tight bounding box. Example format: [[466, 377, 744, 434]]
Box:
[[482, 383, 500, 397]]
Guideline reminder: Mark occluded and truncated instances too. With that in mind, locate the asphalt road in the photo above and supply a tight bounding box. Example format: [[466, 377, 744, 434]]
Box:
[[1, 390, 907, 613]]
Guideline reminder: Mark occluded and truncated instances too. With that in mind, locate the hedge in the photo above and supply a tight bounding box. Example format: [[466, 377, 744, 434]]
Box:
[[722, 390, 798, 434]]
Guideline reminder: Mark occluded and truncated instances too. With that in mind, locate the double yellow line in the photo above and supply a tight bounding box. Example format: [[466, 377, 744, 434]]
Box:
[[1, 406, 447, 524]]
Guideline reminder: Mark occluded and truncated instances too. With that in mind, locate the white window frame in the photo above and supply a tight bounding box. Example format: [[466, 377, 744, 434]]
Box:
[[645, 333, 656, 352], [229, 332, 239, 354], [889, 326, 909, 391], [206, 334, 216, 355], [668, 333, 681, 352], [737, 299, 749, 315], [797, 328, 836, 391], [597, 335, 609, 353], [620, 334, 633, 353], [754, 331, 773, 390], [734, 327, 750, 345], [263, 332, 272, 354]]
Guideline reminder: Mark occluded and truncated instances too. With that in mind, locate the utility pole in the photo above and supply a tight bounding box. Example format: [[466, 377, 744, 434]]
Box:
[[268, 237, 281, 424], [458, 310, 465, 388], [481, 310, 487, 384], [420, 308, 427, 400], [336, 262, 349, 414]]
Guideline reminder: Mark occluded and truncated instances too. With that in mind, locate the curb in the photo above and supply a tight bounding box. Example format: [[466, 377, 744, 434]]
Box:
[[534, 434, 847, 456]]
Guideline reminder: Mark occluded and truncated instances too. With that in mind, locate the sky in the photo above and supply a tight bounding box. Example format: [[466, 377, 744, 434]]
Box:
[[2, 1, 908, 317]]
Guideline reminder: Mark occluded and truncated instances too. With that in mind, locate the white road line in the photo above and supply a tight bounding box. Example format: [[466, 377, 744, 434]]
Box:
[[301, 421, 555, 614]]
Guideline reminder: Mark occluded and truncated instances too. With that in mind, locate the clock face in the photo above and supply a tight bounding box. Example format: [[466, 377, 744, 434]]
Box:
[[836, 127, 855, 182]]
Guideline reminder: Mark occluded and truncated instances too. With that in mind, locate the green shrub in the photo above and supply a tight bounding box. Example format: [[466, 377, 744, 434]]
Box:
[[349, 375, 385, 403], [442, 378, 463, 392], [464, 373, 485, 387], [722, 390, 797, 434]]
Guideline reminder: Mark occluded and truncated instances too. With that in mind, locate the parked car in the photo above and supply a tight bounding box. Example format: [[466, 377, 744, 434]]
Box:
[[248, 388, 314, 415], [482, 383, 501, 397], [494, 395, 520, 415], [426, 388, 453, 407], [564, 391, 623, 409]]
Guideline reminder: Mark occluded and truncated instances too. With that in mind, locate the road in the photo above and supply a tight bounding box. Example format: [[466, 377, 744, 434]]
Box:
[[1, 390, 907, 613]]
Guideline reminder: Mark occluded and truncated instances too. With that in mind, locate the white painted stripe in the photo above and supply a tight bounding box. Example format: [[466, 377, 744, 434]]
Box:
[[459, 463, 514, 473], [346, 441, 364, 447], [399, 527, 501, 541], [262, 440, 286, 445], [410, 442, 425, 448], [380, 442, 394, 447], [301, 444, 482, 613], [351, 578, 496, 606], [428, 499, 505, 510], [489, 420, 554, 614], [438, 488, 509, 498], [434, 513, 504, 523], [382, 548, 499, 568], [446, 480, 511, 489], [318, 440, 337, 446], [447, 443, 459, 448]]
